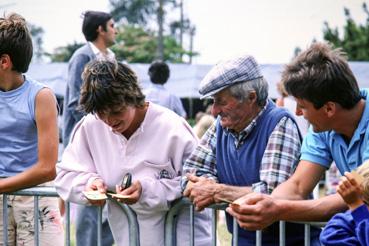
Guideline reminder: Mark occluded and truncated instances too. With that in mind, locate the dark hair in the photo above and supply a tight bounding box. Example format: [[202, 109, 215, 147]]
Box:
[[148, 61, 170, 85], [283, 42, 361, 109], [0, 13, 33, 73], [82, 11, 112, 42], [79, 60, 145, 115]]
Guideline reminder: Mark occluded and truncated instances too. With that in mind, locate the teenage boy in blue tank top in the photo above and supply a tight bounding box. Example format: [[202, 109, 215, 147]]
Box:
[[226, 42, 369, 243], [182, 55, 321, 245], [0, 13, 63, 245]]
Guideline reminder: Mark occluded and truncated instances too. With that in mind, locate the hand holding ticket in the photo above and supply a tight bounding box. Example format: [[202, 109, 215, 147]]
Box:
[[107, 193, 132, 199], [83, 190, 108, 200]]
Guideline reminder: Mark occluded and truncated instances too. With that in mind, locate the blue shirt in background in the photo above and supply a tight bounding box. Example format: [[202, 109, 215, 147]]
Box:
[[300, 89, 369, 174], [144, 84, 187, 118]]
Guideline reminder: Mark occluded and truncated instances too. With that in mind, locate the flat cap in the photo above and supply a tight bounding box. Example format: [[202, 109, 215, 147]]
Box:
[[199, 55, 263, 99]]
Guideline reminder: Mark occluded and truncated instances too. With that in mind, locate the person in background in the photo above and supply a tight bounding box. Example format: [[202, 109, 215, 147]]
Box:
[[226, 43, 369, 237], [0, 13, 63, 245], [62, 10, 117, 246], [55, 60, 212, 246], [276, 81, 309, 136], [144, 60, 187, 118], [193, 104, 215, 138], [182, 54, 320, 245], [320, 160, 369, 245]]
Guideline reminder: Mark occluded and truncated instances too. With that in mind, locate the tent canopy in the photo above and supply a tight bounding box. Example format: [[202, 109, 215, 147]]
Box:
[[26, 62, 369, 99]]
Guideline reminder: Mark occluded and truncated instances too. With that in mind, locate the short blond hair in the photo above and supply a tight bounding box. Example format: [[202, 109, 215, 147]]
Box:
[[357, 160, 369, 204]]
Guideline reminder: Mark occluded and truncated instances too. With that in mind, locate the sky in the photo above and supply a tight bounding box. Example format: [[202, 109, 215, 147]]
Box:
[[2, 0, 368, 64]]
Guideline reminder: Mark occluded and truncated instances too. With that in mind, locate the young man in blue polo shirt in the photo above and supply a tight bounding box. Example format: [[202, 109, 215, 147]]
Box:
[[227, 42, 369, 234]]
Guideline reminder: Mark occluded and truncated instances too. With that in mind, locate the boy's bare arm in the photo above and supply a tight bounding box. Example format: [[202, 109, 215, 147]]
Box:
[[0, 88, 58, 193]]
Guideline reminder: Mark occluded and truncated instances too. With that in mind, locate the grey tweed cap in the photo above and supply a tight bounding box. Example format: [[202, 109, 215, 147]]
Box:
[[199, 55, 263, 99]]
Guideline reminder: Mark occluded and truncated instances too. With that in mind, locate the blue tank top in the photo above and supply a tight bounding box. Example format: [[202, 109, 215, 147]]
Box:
[[0, 77, 45, 176]]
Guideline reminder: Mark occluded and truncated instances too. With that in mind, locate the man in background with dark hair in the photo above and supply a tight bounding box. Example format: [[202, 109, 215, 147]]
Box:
[[62, 10, 117, 246], [63, 10, 117, 146], [144, 61, 187, 118]]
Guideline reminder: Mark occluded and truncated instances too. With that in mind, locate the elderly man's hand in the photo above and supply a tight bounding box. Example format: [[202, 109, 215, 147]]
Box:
[[226, 193, 279, 230], [183, 174, 218, 211]]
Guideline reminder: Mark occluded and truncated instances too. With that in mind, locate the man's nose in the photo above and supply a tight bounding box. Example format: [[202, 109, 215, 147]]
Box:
[[295, 107, 303, 116]]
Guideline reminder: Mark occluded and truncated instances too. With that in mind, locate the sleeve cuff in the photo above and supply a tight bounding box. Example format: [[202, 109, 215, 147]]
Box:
[[351, 204, 369, 224], [252, 181, 267, 194]]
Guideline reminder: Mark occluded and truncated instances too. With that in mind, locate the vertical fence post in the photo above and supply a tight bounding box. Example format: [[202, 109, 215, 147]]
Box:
[[97, 206, 103, 246], [211, 209, 217, 246], [304, 224, 311, 246], [34, 196, 39, 246], [65, 202, 71, 246], [3, 194, 8, 245], [279, 221, 286, 246]]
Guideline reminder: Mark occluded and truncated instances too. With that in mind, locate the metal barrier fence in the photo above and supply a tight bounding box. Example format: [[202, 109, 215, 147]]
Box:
[[2, 187, 326, 246], [1, 187, 140, 246]]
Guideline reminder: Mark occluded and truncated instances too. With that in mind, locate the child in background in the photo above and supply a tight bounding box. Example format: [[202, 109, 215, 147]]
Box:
[[320, 161, 369, 245]]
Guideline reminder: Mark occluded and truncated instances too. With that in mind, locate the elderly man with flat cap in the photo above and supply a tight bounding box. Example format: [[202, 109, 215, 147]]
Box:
[[182, 55, 321, 245]]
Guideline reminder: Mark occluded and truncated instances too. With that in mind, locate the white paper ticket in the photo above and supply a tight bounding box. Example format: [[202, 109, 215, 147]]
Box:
[[83, 190, 108, 200], [107, 193, 131, 199]]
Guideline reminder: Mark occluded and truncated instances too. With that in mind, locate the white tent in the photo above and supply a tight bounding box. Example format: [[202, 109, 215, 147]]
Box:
[[26, 62, 369, 100]]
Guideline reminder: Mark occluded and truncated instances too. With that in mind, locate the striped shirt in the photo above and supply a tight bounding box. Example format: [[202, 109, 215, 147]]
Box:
[[182, 101, 301, 194]]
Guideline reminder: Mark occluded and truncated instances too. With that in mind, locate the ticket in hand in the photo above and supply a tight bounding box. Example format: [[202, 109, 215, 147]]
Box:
[[83, 190, 108, 200], [107, 193, 131, 199], [217, 196, 246, 207]]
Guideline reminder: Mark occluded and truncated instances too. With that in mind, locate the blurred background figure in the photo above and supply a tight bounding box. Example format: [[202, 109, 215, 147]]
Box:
[[144, 61, 187, 118], [193, 104, 215, 138], [276, 81, 309, 136]]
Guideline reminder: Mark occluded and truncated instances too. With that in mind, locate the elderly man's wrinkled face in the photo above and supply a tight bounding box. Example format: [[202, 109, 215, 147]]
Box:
[[211, 89, 255, 132]]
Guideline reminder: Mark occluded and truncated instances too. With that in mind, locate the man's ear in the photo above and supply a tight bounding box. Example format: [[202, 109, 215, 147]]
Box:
[[97, 25, 106, 34], [248, 91, 257, 103], [0, 54, 11, 70], [324, 101, 336, 117]]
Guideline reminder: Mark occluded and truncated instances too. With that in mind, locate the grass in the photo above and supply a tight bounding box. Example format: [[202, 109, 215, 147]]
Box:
[[65, 220, 231, 246], [217, 221, 232, 245]]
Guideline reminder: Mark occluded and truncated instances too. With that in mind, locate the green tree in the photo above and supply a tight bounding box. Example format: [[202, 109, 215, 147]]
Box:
[[111, 25, 193, 63], [109, 0, 196, 62], [28, 23, 44, 62], [47, 42, 84, 62], [323, 3, 369, 60]]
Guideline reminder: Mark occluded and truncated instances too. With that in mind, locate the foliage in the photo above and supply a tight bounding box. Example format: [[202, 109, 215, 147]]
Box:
[[111, 25, 195, 63], [28, 23, 44, 62], [109, 0, 158, 25], [48, 42, 84, 62], [109, 0, 196, 62], [323, 3, 369, 61]]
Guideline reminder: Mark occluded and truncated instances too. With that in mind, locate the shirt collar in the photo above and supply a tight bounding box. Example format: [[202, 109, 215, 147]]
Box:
[[88, 42, 115, 61]]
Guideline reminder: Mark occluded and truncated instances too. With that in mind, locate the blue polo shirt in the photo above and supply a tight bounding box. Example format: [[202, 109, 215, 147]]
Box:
[[300, 89, 369, 175]]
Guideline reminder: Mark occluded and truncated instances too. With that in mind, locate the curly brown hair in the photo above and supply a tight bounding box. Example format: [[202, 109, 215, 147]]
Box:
[[79, 60, 145, 115]]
